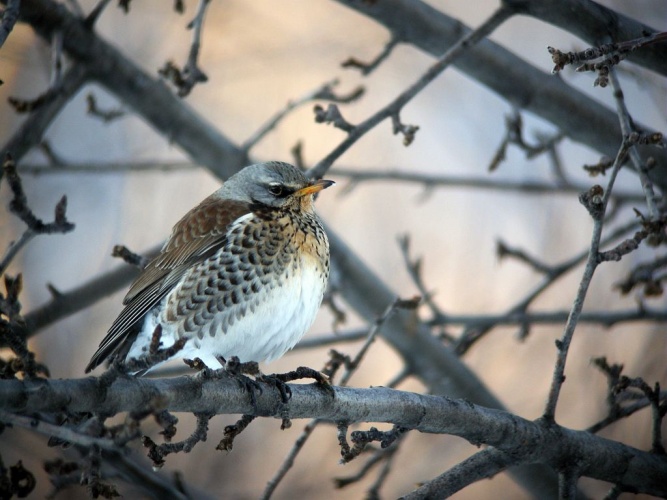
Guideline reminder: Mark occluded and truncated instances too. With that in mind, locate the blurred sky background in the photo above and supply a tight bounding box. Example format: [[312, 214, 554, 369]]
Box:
[[1, 1, 666, 498]]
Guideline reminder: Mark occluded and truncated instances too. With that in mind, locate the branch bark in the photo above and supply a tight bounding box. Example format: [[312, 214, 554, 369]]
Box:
[[1, 376, 666, 498], [505, 0, 667, 76]]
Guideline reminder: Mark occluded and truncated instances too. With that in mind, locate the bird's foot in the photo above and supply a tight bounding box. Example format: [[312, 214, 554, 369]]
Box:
[[183, 357, 209, 372], [257, 373, 293, 404], [185, 356, 263, 409], [262, 366, 335, 403]]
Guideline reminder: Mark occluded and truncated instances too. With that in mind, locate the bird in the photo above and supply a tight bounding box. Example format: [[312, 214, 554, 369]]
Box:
[[85, 161, 334, 373]]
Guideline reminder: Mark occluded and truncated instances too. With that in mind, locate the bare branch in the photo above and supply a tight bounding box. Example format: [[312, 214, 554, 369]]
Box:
[[309, 5, 514, 178], [333, 0, 667, 188], [548, 31, 667, 82], [242, 79, 364, 151], [543, 140, 630, 422], [84, 0, 112, 27], [1, 64, 88, 162], [260, 419, 317, 500], [313, 103, 355, 133], [496, 239, 554, 275], [341, 36, 400, 75], [159, 0, 211, 97], [111, 245, 149, 268], [86, 93, 125, 123], [608, 69, 665, 222], [454, 218, 641, 354], [0, 0, 20, 49], [0, 155, 75, 276], [2, 377, 666, 496], [402, 448, 521, 499], [488, 110, 564, 171], [330, 166, 645, 202]]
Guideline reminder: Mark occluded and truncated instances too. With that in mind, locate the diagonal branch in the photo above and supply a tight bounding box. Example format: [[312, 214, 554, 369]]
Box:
[[0, 0, 20, 48], [543, 143, 629, 422], [332, 0, 667, 189], [505, 0, 667, 76], [308, 5, 513, 178]]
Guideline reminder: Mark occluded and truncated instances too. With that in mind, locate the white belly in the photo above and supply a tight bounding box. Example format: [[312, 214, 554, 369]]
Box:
[[127, 253, 325, 367]]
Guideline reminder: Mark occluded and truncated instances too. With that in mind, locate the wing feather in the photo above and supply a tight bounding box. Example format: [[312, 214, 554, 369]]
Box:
[[85, 195, 252, 372]]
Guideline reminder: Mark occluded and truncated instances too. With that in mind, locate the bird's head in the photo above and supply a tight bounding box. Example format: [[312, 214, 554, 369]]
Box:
[[219, 161, 335, 210]]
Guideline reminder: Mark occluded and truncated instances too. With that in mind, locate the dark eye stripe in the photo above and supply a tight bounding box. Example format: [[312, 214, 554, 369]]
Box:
[[268, 184, 294, 198]]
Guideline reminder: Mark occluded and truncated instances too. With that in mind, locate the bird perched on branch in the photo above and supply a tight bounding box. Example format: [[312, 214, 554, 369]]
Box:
[[86, 161, 334, 373]]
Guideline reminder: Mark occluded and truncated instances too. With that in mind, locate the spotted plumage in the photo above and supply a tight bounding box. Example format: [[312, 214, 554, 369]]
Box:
[[86, 162, 333, 373]]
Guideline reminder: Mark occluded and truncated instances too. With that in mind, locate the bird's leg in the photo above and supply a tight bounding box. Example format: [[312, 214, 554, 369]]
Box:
[[115, 325, 187, 375]]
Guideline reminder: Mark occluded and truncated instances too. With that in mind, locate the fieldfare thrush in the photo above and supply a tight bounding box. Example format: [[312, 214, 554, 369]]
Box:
[[85, 161, 334, 373]]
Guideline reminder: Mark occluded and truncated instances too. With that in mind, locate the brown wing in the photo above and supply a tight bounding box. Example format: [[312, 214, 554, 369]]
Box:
[[85, 196, 252, 372]]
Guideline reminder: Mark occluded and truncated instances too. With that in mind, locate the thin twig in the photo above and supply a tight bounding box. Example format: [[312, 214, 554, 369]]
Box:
[[1, 64, 89, 162], [454, 218, 640, 354], [242, 79, 363, 152], [330, 167, 645, 203], [543, 141, 630, 422], [159, 0, 211, 97], [50, 30, 63, 88], [608, 69, 663, 221], [397, 234, 444, 323], [488, 110, 565, 172], [12, 160, 648, 204], [339, 297, 419, 387], [341, 36, 400, 75], [401, 447, 520, 499], [0, 155, 75, 276], [259, 419, 319, 500], [86, 93, 126, 123], [308, 5, 514, 179], [84, 0, 112, 27], [0, 410, 119, 450]]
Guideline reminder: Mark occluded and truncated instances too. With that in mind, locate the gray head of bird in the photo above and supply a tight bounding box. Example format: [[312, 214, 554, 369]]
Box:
[[218, 161, 335, 210]]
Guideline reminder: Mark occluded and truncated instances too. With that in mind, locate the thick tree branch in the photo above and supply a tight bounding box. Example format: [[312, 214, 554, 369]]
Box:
[[0, 64, 88, 163], [12, 0, 248, 178], [332, 0, 667, 189], [1, 377, 666, 497], [505, 0, 667, 77], [0, 0, 20, 48]]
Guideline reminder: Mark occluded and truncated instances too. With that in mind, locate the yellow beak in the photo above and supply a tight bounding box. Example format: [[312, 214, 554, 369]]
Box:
[[295, 179, 335, 197]]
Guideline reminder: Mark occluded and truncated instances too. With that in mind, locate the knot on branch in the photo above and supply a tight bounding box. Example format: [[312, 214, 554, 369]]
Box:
[[111, 245, 148, 268], [314, 104, 355, 133], [578, 185, 605, 220], [583, 156, 614, 176], [391, 113, 419, 146], [158, 61, 208, 98], [86, 93, 125, 123], [626, 131, 664, 147]]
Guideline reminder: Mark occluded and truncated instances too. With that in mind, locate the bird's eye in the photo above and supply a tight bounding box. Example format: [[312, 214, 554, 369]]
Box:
[[268, 184, 284, 197]]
